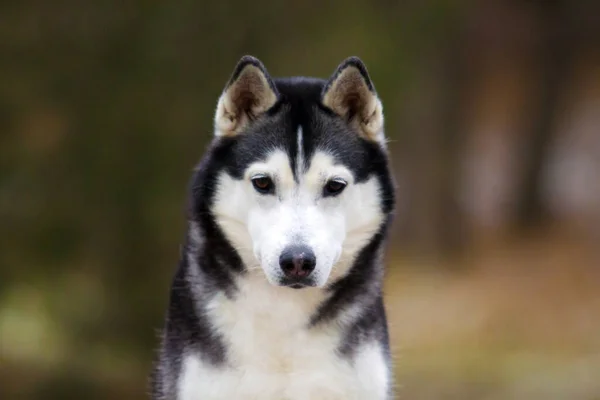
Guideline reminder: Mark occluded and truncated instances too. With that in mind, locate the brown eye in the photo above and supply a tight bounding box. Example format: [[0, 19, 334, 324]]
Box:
[[252, 176, 274, 194], [324, 179, 347, 197]]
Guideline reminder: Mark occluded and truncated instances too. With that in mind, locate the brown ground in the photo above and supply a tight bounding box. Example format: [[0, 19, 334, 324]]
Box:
[[386, 229, 600, 399]]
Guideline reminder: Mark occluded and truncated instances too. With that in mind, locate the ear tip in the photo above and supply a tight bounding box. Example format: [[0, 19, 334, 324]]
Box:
[[229, 55, 268, 83], [336, 56, 374, 90], [342, 56, 366, 67], [237, 55, 263, 67], [340, 56, 368, 73]]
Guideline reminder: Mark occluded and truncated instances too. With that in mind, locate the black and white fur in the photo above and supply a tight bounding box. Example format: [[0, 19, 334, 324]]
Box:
[[151, 56, 396, 400]]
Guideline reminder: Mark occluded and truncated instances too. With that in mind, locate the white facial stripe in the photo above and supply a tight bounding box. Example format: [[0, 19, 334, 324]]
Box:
[[296, 126, 304, 178], [212, 148, 384, 288]]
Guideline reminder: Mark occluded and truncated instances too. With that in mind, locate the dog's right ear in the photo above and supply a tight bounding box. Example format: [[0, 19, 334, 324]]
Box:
[[214, 56, 279, 137]]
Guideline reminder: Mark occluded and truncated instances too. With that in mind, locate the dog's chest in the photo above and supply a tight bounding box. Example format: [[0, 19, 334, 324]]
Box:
[[178, 275, 389, 399]]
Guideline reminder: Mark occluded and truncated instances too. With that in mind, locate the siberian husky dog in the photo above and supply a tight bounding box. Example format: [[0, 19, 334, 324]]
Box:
[[151, 56, 396, 400]]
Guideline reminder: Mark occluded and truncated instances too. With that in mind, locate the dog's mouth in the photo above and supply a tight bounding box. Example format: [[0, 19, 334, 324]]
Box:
[[278, 277, 316, 289], [289, 283, 306, 289]]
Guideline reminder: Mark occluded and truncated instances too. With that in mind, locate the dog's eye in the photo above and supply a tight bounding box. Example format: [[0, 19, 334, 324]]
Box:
[[323, 179, 347, 197], [252, 176, 274, 194]]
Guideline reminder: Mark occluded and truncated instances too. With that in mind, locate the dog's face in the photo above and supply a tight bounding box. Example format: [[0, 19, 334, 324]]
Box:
[[203, 56, 394, 289]]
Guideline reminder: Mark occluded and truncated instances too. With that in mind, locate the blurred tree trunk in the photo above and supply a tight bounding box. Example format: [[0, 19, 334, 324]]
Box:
[[514, 0, 573, 230], [436, 33, 470, 257], [402, 16, 469, 261]]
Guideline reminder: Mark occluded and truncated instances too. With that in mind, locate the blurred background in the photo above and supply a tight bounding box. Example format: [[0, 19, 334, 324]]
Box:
[[1, 0, 599, 399]]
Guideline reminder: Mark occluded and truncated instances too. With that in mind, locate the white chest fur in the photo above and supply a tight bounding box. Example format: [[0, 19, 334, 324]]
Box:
[[178, 273, 390, 400]]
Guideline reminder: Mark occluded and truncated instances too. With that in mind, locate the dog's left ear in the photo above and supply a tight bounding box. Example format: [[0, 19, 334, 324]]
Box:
[[322, 57, 384, 145], [214, 56, 279, 137]]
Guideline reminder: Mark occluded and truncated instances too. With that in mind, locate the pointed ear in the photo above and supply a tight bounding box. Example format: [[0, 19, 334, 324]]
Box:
[[214, 56, 279, 137], [322, 57, 385, 144]]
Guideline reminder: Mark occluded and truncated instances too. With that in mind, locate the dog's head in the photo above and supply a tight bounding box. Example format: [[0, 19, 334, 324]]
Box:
[[195, 56, 394, 289]]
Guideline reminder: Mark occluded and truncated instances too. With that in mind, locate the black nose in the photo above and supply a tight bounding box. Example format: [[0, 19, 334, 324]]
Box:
[[279, 245, 316, 279]]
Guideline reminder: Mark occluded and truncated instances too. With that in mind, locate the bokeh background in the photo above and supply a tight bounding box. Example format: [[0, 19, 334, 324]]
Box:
[[1, 0, 599, 399]]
